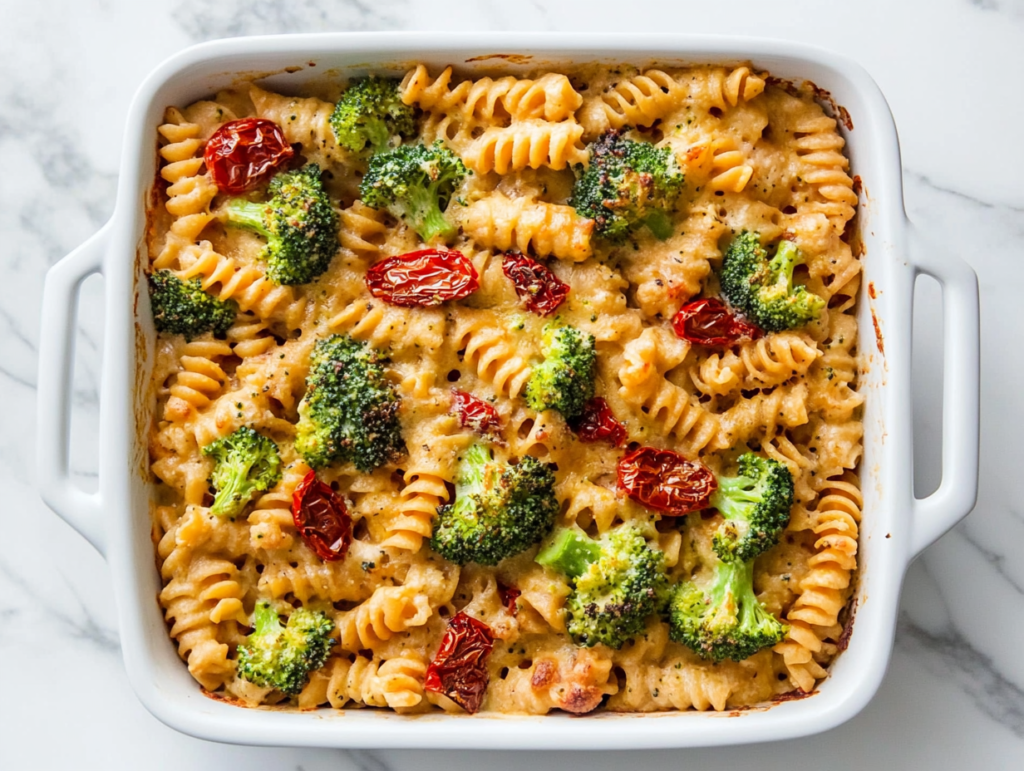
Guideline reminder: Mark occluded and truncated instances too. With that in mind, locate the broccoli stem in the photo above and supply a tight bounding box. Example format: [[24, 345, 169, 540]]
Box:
[[766, 239, 801, 294], [225, 198, 271, 238], [643, 210, 674, 240], [251, 600, 283, 642], [404, 183, 456, 243], [209, 453, 257, 517], [709, 474, 761, 521], [363, 118, 390, 152], [536, 527, 602, 578]]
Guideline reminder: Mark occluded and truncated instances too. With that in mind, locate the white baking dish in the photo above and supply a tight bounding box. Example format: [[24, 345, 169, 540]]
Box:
[[36, 33, 980, 749]]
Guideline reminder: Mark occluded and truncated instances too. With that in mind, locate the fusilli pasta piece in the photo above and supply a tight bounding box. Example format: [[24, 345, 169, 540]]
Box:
[[578, 69, 684, 137], [459, 193, 594, 262], [153, 108, 218, 270], [463, 120, 587, 174], [775, 473, 861, 692]]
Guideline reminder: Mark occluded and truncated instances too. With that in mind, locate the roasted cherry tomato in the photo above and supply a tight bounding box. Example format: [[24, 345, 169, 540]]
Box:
[[203, 118, 294, 194], [497, 582, 521, 616], [571, 397, 627, 447], [366, 249, 479, 307], [617, 446, 717, 515], [502, 252, 570, 316], [424, 612, 494, 714], [291, 470, 352, 561], [450, 389, 502, 437], [672, 297, 762, 347]]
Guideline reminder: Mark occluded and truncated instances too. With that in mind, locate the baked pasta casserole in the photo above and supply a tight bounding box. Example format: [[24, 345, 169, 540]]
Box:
[[146, 62, 863, 715]]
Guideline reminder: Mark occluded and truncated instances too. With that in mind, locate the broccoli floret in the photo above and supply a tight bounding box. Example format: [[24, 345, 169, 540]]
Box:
[[524, 325, 596, 421], [537, 524, 666, 649], [719, 231, 825, 332], [225, 164, 339, 286], [236, 600, 334, 695], [201, 426, 282, 519], [668, 558, 787, 662], [709, 453, 794, 563], [569, 129, 685, 243], [329, 76, 417, 153], [295, 334, 405, 472], [148, 270, 236, 340], [431, 444, 558, 566], [360, 141, 468, 243]]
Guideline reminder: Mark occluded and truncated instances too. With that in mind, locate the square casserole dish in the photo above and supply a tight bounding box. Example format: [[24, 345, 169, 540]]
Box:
[[36, 33, 980, 749]]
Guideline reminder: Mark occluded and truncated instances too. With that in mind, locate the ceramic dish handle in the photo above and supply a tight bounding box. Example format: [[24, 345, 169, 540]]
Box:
[[906, 221, 980, 558], [36, 223, 110, 557]]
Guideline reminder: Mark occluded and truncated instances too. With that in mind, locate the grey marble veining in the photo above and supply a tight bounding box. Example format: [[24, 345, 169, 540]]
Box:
[[3, 0, 1023, 767]]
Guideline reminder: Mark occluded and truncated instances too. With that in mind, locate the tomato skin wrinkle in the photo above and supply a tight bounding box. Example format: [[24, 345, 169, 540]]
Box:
[[204, 118, 294, 194], [450, 389, 502, 436], [571, 397, 627, 447], [501, 252, 569, 316], [424, 612, 494, 714], [617, 446, 717, 515], [291, 470, 352, 561], [366, 249, 479, 307], [672, 297, 762, 347]]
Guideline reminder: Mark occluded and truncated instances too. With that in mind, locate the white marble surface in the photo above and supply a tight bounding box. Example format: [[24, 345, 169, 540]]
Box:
[[2, 0, 1022, 767]]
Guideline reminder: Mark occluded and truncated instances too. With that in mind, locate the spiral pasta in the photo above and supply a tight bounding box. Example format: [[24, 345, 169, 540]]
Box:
[[459, 193, 593, 262], [247, 461, 310, 551], [775, 473, 861, 692], [401, 65, 583, 129], [160, 337, 232, 423], [249, 84, 345, 167], [791, 112, 858, 233], [153, 108, 219, 271], [300, 653, 428, 710], [463, 120, 588, 174], [327, 299, 446, 355], [450, 311, 536, 399], [616, 327, 719, 454], [338, 200, 389, 264], [692, 332, 820, 397], [713, 383, 810, 450], [176, 241, 306, 329], [579, 69, 685, 137]]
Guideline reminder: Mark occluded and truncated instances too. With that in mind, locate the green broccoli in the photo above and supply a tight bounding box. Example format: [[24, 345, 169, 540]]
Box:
[[148, 270, 236, 340], [329, 76, 417, 153], [524, 325, 596, 421], [295, 334, 405, 472], [236, 600, 334, 695], [667, 557, 787, 662], [709, 453, 794, 563], [536, 524, 666, 649], [201, 426, 282, 519], [719, 231, 826, 332], [360, 141, 468, 243], [430, 444, 558, 566], [224, 164, 339, 286], [569, 129, 685, 243]]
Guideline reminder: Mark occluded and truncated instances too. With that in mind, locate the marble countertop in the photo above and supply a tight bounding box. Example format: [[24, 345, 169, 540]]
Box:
[[2, 0, 1022, 767]]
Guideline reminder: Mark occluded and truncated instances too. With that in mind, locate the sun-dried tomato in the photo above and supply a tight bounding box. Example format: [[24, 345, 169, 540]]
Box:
[[617, 446, 717, 516], [571, 397, 627, 447], [292, 470, 352, 561], [450, 389, 502, 437], [366, 249, 479, 307], [203, 118, 294, 194], [497, 582, 521, 616], [502, 252, 570, 316], [424, 612, 494, 714], [672, 297, 762, 347]]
